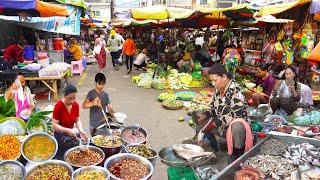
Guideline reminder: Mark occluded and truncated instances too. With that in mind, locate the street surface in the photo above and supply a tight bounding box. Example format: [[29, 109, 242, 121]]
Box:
[[37, 60, 227, 179]]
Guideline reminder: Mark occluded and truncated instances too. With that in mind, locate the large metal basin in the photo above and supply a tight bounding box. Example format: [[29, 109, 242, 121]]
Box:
[[25, 160, 73, 179], [21, 132, 58, 163], [64, 145, 105, 169], [92, 135, 123, 158], [104, 153, 154, 180], [72, 166, 109, 180], [0, 160, 26, 180], [120, 126, 148, 145]]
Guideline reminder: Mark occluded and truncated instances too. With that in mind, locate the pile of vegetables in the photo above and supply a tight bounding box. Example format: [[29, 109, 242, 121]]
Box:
[[132, 68, 208, 90], [151, 78, 165, 90], [0, 96, 16, 120], [158, 93, 177, 101], [175, 91, 196, 101], [27, 111, 52, 133], [288, 111, 320, 126], [162, 100, 184, 109]]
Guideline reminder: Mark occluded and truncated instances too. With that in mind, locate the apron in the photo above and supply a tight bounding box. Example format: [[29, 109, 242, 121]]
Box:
[[15, 92, 30, 121], [54, 132, 78, 160]]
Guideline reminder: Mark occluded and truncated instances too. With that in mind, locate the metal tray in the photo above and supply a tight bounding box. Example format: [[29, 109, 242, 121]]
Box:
[[213, 132, 320, 180]]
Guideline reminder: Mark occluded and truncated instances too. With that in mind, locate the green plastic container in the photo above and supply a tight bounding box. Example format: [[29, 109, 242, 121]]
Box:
[[167, 167, 198, 180]]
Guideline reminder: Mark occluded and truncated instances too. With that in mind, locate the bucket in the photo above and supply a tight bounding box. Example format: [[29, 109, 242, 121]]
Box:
[[53, 38, 64, 50], [24, 46, 34, 61], [36, 51, 48, 60]]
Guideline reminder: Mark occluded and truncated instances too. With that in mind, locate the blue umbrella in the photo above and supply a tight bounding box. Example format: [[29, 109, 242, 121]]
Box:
[[0, 0, 36, 10]]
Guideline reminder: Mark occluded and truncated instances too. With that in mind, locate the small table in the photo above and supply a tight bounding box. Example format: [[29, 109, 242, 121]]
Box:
[[25, 69, 70, 101]]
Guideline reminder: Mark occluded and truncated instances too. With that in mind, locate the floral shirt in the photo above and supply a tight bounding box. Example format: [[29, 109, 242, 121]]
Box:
[[206, 81, 248, 135]]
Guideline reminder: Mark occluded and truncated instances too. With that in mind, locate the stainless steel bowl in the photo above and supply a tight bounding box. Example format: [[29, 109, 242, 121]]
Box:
[[25, 160, 73, 179], [64, 145, 105, 168], [0, 160, 26, 180], [21, 132, 58, 163], [159, 144, 206, 167], [104, 153, 154, 180], [120, 126, 148, 145], [92, 135, 123, 158], [72, 166, 109, 180], [125, 144, 158, 167]]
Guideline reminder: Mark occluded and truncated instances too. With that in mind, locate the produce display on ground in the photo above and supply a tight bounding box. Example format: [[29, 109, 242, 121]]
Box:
[[175, 91, 196, 101], [162, 100, 184, 110], [0, 135, 21, 160], [132, 69, 208, 90], [158, 92, 177, 101]]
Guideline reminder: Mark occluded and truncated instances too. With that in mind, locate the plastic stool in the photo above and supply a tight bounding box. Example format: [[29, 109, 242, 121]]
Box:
[[71, 60, 84, 75]]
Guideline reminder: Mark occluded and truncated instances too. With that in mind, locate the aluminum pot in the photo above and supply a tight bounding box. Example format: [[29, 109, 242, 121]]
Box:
[[95, 122, 123, 136], [21, 132, 58, 163], [64, 145, 105, 169], [25, 160, 73, 179], [91, 135, 123, 158], [0, 160, 26, 180], [120, 126, 148, 145], [104, 153, 154, 180], [72, 166, 110, 180], [124, 144, 158, 167]]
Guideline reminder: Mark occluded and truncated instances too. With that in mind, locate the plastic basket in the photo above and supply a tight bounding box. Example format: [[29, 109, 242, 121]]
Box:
[[167, 167, 198, 180]]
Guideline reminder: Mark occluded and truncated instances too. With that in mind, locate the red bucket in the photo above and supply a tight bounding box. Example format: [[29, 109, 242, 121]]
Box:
[[53, 38, 63, 50]]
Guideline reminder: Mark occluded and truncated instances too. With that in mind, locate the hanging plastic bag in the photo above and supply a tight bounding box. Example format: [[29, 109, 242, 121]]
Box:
[[275, 42, 283, 52]]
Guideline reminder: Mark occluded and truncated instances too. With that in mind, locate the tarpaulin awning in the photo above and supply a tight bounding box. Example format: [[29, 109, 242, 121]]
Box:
[[131, 6, 195, 20], [222, 3, 258, 21], [256, 15, 294, 23], [0, 0, 69, 17], [0, 0, 36, 10], [54, 0, 87, 9], [256, 0, 311, 17], [36, 0, 69, 17], [0, 5, 80, 35]]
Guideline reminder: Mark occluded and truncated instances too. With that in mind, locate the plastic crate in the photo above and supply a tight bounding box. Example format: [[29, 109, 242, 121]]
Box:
[[167, 167, 198, 180]]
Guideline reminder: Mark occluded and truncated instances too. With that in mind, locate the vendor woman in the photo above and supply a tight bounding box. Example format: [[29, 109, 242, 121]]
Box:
[[53, 84, 88, 160], [196, 63, 253, 163], [5, 74, 34, 120], [177, 50, 194, 73], [245, 63, 276, 107], [270, 66, 313, 116]]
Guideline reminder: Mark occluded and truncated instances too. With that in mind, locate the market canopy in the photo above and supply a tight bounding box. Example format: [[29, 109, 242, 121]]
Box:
[[54, 0, 86, 9], [256, 0, 311, 17], [131, 6, 196, 20], [0, 0, 69, 17]]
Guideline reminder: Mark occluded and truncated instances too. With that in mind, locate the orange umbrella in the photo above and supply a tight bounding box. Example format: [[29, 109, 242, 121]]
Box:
[[36, 0, 68, 17]]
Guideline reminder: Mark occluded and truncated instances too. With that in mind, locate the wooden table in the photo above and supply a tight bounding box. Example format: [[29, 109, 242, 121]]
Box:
[[25, 69, 70, 101]]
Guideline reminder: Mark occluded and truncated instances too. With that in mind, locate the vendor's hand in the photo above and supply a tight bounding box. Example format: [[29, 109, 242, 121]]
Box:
[[79, 131, 88, 141], [66, 129, 77, 137], [93, 97, 102, 107]]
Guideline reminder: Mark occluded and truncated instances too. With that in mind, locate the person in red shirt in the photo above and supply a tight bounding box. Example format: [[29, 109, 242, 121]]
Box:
[[53, 84, 88, 160], [3, 41, 28, 64]]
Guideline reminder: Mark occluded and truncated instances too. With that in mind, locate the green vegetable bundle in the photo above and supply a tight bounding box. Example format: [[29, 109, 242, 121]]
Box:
[[0, 96, 16, 119], [27, 111, 52, 131]]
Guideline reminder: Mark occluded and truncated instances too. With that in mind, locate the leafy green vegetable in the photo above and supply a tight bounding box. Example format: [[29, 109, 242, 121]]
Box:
[[0, 96, 16, 117], [27, 111, 52, 130]]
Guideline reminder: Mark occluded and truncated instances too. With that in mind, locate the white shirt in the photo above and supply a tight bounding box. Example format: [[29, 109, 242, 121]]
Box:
[[107, 35, 122, 52], [117, 34, 125, 49], [195, 36, 204, 47], [134, 53, 147, 65]]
